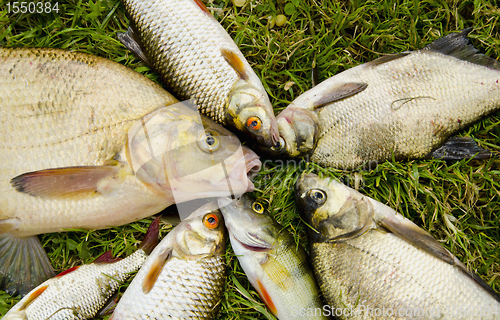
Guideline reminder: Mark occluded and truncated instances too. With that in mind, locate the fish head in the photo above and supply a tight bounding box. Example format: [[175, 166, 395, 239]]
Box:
[[172, 209, 226, 258], [295, 173, 374, 242], [218, 195, 278, 251], [263, 107, 318, 159], [127, 102, 262, 203], [226, 80, 279, 148]]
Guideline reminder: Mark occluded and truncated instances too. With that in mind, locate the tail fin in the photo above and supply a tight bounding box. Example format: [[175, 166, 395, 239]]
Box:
[[0, 234, 55, 296], [138, 217, 160, 255]]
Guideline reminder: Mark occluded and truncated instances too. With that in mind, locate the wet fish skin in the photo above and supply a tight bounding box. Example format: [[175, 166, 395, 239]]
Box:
[[3, 218, 160, 320], [0, 47, 260, 296], [119, 0, 279, 147], [218, 195, 330, 320], [110, 204, 226, 319], [269, 29, 500, 169], [295, 173, 500, 320]]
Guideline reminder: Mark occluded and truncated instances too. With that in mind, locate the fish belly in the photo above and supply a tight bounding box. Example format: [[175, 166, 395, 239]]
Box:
[[313, 51, 500, 169], [111, 256, 225, 319], [122, 0, 244, 124], [0, 48, 176, 236], [312, 230, 500, 320]]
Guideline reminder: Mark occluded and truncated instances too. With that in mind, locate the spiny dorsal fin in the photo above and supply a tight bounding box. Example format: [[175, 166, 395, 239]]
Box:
[[423, 28, 500, 70], [220, 48, 250, 81], [10, 166, 118, 198], [378, 214, 500, 302], [142, 248, 172, 294]]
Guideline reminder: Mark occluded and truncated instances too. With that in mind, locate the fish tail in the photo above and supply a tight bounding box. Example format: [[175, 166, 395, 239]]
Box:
[[0, 234, 55, 296]]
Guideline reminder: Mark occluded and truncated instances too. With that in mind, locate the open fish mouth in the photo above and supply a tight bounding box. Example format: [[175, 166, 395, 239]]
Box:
[[227, 146, 261, 194], [243, 146, 262, 179]]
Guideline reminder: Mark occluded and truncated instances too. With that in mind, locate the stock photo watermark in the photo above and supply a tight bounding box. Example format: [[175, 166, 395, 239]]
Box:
[[293, 304, 500, 318]]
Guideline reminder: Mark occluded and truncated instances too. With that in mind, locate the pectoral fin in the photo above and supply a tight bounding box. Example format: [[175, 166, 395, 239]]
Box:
[[311, 82, 367, 110], [117, 26, 152, 67], [221, 48, 250, 81], [142, 248, 172, 294], [11, 166, 118, 198], [261, 255, 292, 290], [378, 214, 500, 302]]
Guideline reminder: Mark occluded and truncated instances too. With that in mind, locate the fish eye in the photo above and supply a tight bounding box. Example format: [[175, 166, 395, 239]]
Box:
[[252, 201, 264, 214], [307, 189, 327, 206], [270, 136, 285, 152], [247, 116, 262, 131], [197, 131, 220, 153], [203, 213, 220, 229]]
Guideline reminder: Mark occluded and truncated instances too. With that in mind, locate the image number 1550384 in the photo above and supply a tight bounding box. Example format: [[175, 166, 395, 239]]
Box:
[[7, 2, 59, 14]]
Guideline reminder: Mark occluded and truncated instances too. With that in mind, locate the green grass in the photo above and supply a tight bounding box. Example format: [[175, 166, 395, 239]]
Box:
[[1, 0, 499, 318]]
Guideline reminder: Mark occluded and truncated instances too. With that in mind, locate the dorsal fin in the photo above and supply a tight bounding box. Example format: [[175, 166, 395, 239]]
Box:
[[139, 217, 160, 255], [423, 28, 500, 70], [220, 48, 250, 81], [94, 250, 121, 264]]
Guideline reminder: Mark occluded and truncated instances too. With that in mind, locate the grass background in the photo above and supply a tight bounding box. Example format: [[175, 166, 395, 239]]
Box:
[[1, 0, 499, 318]]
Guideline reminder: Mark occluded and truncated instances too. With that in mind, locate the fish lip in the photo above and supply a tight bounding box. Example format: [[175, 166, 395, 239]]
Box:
[[242, 146, 261, 179]]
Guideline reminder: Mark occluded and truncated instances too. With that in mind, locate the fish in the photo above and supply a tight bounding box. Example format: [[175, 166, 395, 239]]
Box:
[[2, 218, 160, 320], [267, 29, 500, 169], [0, 47, 261, 296], [110, 202, 226, 319], [118, 0, 280, 147], [294, 173, 500, 320], [218, 195, 330, 320]]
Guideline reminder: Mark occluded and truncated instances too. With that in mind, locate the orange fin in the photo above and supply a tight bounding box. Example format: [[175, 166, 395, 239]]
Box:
[[142, 248, 172, 294], [139, 217, 160, 255], [256, 279, 277, 316], [193, 0, 212, 15], [19, 285, 49, 310], [10, 166, 118, 198], [220, 48, 250, 81], [56, 266, 80, 278]]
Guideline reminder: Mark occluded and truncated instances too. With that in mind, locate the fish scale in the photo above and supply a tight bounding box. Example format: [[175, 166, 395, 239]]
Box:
[[111, 205, 227, 320], [120, 0, 279, 147], [295, 173, 500, 320], [4, 249, 149, 320], [125, 0, 238, 124], [113, 255, 225, 319]]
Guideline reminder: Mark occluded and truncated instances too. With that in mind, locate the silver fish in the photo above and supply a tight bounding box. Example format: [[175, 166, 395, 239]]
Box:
[[3, 218, 159, 320], [295, 173, 500, 320], [268, 29, 500, 169], [0, 48, 260, 296], [219, 195, 329, 320], [118, 0, 280, 147], [110, 203, 226, 319]]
